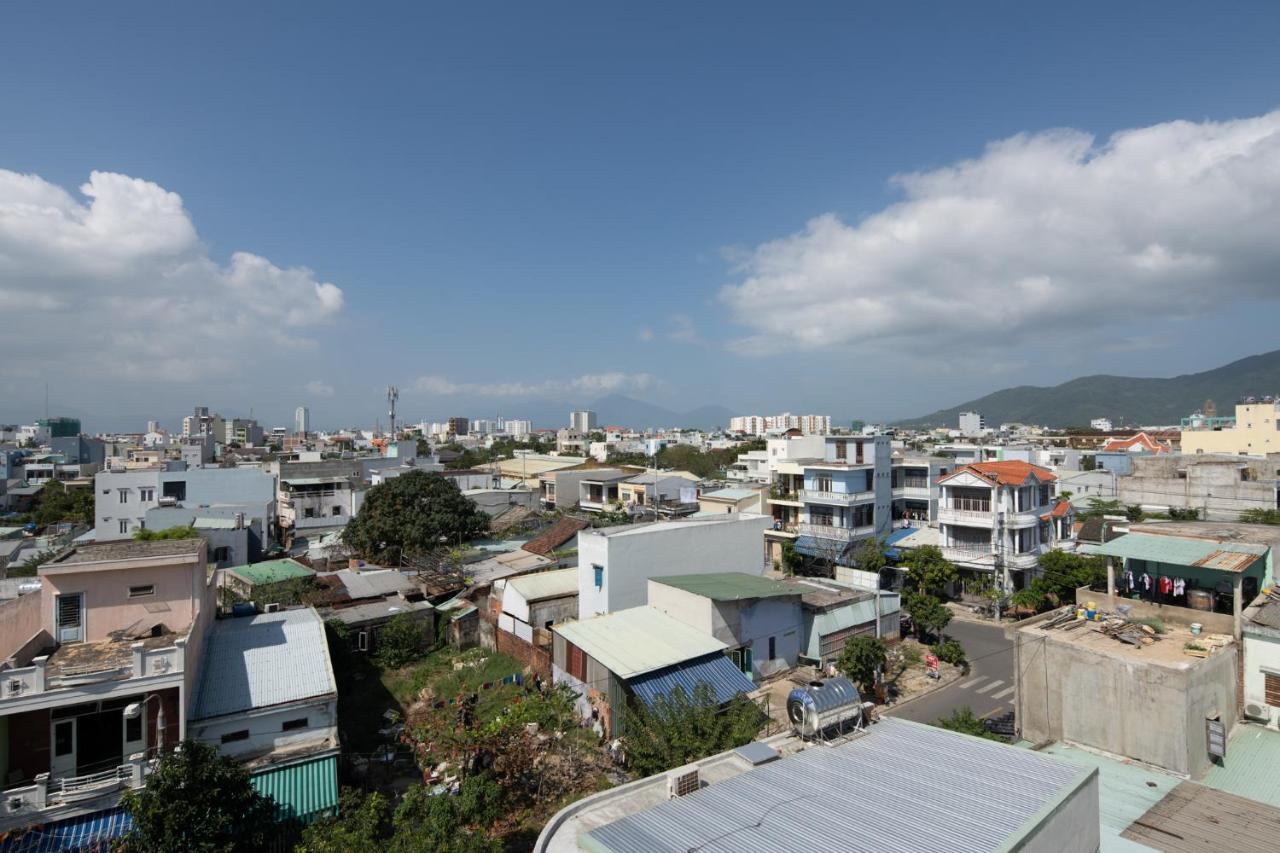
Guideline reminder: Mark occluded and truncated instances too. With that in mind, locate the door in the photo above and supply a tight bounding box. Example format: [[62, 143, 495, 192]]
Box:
[[51, 719, 76, 778], [56, 593, 85, 644], [75, 707, 124, 775]]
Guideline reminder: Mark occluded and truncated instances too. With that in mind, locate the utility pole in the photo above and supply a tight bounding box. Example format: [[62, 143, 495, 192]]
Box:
[[387, 386, 399, 440]]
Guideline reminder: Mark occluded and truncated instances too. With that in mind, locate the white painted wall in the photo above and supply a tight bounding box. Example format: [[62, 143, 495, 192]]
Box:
[[1244, 630, 1280, 728], [577, 515, 773, 618], [191, 696, 338, 762]]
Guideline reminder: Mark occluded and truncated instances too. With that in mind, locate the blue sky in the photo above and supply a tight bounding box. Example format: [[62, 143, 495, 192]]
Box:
[[3, 2, 1280, 430]]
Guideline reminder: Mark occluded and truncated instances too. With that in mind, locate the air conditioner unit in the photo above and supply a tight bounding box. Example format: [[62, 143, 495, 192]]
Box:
[[666, 763, 701, 799], [263, 603, 281, 613], [1244, 703, 1270, 722]]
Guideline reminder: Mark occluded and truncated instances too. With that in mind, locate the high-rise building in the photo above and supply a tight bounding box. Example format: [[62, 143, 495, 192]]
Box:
[[958, 411, 985, 436], [447, 416, 469, 436], [181, 407, 224, 442], [729, 413, 830, 436], [504, 419, 533, 437], [570, 410, 597, 433], [146, 420, 160, 434], [295, 406, 310, 436]]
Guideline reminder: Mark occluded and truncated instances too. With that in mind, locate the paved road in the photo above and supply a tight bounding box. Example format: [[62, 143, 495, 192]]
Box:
[[886, 619, 1015, 725]]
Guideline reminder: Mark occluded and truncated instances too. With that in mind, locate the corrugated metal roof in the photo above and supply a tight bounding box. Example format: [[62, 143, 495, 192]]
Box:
[[554, 606, 726, 678], [507, 568, 579, 602], [628, 653, 756, 705], [583, 717, 1092, 853], [1202, 725, 1280, 808], [227, 558, 314, 586], [1086, 533, 1266, 573], [701, 488, 760, 501], [650, 572, 799, 602], [319, 568, 416, 599], [192, 608, 335, 719], [281, 475, 351, 486], [250, 754, 339, 824], [0, 807, 133, 852]]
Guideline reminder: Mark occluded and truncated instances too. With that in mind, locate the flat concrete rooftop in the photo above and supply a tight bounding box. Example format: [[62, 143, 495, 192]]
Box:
[[1019, 619, 1233, 668]]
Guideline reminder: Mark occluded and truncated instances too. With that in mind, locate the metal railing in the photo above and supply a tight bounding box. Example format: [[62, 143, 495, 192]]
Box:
[[800, 489, 873, 505], [798, 523, 875, 541], [944, 498, 992, 513]]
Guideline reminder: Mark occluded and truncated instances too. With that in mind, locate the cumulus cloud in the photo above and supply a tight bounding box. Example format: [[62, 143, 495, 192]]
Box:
[[0, 169, 344, 380], [412, 372, 658, 397], [304, 380, 335, 397], [720, 111, 1280, 356]]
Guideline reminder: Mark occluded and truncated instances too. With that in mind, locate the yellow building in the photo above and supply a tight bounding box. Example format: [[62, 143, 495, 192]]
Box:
[[1180, 399, 1280, 455]]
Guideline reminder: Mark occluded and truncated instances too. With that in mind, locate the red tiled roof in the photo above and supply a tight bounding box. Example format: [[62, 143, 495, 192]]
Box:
[[521, 517, 588, 557], [1101, 432, 1171, 454], [1051, 500, 1072, 518], [938, 460, 1057, 486]]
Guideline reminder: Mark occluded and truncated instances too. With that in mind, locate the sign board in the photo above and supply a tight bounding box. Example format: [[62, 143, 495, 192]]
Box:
[[925, 653, 939, 672], [1207, 717, 1226, 760]]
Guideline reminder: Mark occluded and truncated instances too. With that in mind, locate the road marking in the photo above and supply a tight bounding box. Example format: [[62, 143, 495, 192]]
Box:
[[975, 679, 1004, 695], [992, 686, 1015, 700], [960, 677, 986, 690]]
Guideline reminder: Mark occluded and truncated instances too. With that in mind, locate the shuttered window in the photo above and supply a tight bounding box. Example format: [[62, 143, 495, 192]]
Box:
[[819, 623, 875, 659], [1265, 672, 1280, 707], [567, 640, 586, 681]]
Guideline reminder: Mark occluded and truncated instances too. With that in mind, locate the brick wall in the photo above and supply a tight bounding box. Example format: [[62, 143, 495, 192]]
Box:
[[494, 626, 552, 681]]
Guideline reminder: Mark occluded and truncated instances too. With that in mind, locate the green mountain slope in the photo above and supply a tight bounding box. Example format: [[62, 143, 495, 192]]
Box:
[[895, 349, 1280, 429]]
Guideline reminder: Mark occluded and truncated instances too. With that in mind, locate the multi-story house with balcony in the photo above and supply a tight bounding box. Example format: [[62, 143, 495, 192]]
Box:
[[0, 539, 213, 838], [94, 465, 276, 546], [890, 455, 949, 527], [936, 460, 1074, 591], [764, 436, 893, 570]]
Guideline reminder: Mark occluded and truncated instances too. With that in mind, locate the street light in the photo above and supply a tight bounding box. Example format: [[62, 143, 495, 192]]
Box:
[[124, 694, 166, 755]]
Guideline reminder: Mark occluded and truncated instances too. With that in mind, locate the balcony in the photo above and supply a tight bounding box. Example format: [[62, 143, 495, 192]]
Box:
[[893, 485, 932, 500], [2, 637, 184, 709], [0, 754, 154, 832], [798, 523, 876, 542], [800, 489, 874, 506]]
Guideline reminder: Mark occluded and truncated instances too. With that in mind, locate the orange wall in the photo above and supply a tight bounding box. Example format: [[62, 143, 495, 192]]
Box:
[[41, 561, 204, 642], [0, 591, 45, 663]]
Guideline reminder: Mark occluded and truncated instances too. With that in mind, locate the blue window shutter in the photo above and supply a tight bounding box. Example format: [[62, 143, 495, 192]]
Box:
[[593, 565, 604, 589]]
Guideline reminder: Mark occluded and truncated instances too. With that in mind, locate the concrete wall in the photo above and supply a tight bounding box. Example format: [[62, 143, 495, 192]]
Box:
[[1020, 767, 1101, 853], [1117, 454, 1280, 521], [576, 515, 772, 618], [1075, 586, 1234, 635], [0, 592, 45, 663], [41, 560, 203, 643], [1243, 623, 1280, 727], [192, 696, 337, 762], [95, 467, 277, 542], [1014, 622, 1238, 779]]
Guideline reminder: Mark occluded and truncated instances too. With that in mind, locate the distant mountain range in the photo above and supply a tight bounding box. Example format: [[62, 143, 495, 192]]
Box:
[[894, 349, 1280, 429]]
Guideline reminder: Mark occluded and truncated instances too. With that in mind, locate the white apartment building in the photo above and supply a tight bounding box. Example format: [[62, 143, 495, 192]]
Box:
[[504, 419, 533, 437], [1090, 418, 1114, 432], [295, 406, 310, 437], [937, 461, 1074, 591], [729, 413, 831, 436], [958, 411, 986, 436], [94, 466, 277, 543], [569, 410, 597, 433], [576, 515, 772, 618]]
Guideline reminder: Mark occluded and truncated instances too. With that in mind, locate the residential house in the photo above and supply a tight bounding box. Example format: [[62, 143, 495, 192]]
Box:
[[278, 474, 360, 535], [889, 455, 948, 526], [616, 472, 698, 512], [576, 469, 634, 513], [189, 608, 339, 825], [493, 568, 579, 678], [781, 577, 901, 663], [538, 466, 600, 510], [1181, 397, 1280, 456], [0, 539, 213, 838], [1242, 593, 1280, 729], [647, 573, 802, 680], [697, 486, 766, 515], [223, 558, 316, 601], [576, 514, 773, 619], [551, 605, 755, 738], [1116, 453, 1280, 521], [94, 465, 276, 545], [313, 568, 433, 656], [937, 460, 1073, 590]]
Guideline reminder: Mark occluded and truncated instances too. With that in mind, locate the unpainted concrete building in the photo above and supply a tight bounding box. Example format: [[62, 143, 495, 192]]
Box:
[[1116, 453, 1280, 521]]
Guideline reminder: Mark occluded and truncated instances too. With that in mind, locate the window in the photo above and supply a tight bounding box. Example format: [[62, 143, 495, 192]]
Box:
[[592, 564, 604, 589], [768, 636, 776, 660], [118, 489, 129, 504], [282, 718, 309, 731], [119, 519, 129, 534], [139, 488, 155, 502], [567, 640, 587, 681], [332, 505, 343, 516], [356, 630, 368, 652], [54, 720, 74, 756], [128, 584, 155, 598], [1265, 672, 1280, 707], [304, 507, 316, 519], [835, 441, 847, 460], [126, 713, 143, 743], [855, 442, 864, 464], [220, 730, 250, 744], [212, 546, 231, 563], [162, 481, 186, 501]]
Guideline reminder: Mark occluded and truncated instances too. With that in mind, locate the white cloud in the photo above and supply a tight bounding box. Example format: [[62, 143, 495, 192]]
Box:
[[304, 380, 335, 397], [0, 169, 344, 380], [720, 111, 1280, 356], [412, 372, 658, 397]]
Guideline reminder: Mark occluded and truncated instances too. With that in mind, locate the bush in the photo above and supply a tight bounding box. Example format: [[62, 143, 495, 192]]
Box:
[[935, 707, 1003, 741], [836, 636, 887, 693], [374, 613, 430, 668], [931, 639, 966, 667]]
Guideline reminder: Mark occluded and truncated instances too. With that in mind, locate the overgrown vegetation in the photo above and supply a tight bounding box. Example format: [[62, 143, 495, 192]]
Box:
[[1012, 552, 1109, 614], [623, 684, 764, 777], [298, 780, 500, 853], [837, 635, 887, 693], [930, 639, 967, 667], [935, 706, 1005, 742], [1241, 508, 1280, 525], [133, 525, 200, 541], [342, 470, 489, 563], [29, 480, 94, 527], [372, 613, 431, 668]]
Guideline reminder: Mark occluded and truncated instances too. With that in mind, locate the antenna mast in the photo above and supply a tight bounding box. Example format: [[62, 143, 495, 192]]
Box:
[[387, 386, 400, 439]]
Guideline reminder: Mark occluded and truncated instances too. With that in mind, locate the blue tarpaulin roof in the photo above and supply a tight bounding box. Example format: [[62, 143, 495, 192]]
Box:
[[883, 526, 918, 560], [0, 808, 133, 852], [628, 652, 756, 706]]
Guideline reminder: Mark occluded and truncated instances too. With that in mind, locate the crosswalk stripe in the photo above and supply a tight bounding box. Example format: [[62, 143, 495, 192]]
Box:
[[975, 679, 1004, 695], [992, 686, 1015, 700], [960, 677, 986, 690]]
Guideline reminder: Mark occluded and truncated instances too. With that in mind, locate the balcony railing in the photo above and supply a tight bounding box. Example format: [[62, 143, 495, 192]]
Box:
[[800, 489, 874, 505], [2, 642, 183, 704], [944, 498, 992, 513], [0, 754, 154, 828], [798, 523, 876, 541]]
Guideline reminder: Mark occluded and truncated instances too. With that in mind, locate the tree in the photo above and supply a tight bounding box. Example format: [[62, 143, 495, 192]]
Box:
[[119, 740, 277, 852], [30, 480, 95, 527], [852, 536, 888, 575], [836, 636, 887, 693], [935, 707, 1003, 741], [624, 684, 763, 777], [1125, 504, 1145, 522], [904, 591, 952, 643], [342, 470, 490, 563], [1035, 551, 1107, 603], [374, 613, 431, 668], [298, 789, 391, 853], [387, 780, 500, 853], [902, 546, 958, 597], [930, 639, 966, 667], [1079, 497, 1124, 519], [779, 540, 803, 576]]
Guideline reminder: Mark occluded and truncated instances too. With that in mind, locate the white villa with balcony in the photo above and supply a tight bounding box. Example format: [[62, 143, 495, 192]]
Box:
[[0, 539, 213, 835], [278, 474, 361, 533], [937, 461, 1074, 590]]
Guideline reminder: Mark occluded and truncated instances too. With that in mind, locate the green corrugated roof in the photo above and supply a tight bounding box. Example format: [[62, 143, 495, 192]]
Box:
[[227, 558, 314, 585], [1084, 533, 1266, 572], [250, 754, 338, 824], [1203, 725, 1280, 808], [650, 572, 799, 601]]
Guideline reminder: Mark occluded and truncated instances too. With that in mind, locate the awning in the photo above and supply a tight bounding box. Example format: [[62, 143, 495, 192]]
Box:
[[250, 754, 339, 825], [0, 808, 133, 852], [1083, 533, 1266, 574], [883, 526, 918, 560], [627, 653, 756, 707]]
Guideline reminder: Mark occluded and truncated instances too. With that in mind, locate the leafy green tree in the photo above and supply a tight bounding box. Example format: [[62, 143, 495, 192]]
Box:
[[297, 789, 391, 853], [374, 613, 431, 668], [779, 540, 803, 576], [1009, 587, 1046, 614], [1079, 497, 1123, 518], [935, 706, 1003, 741], [342, 470, 490, 563], [1034, 551, 1107, 603], [624, 684, 763, 777], [119, 739, 277, 852], [902, 545, 958, 597], [387, 782, 500, 853], [133, 525, 200, 541], [904, 591, 952, 643], [1240, 508, 1280, 525], [836, 636, 887, 693], [30, 480, 94, 527], [852, 536, 888, 575], [1125, 504, 1145, 522], [930, 639, 966, 667]]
